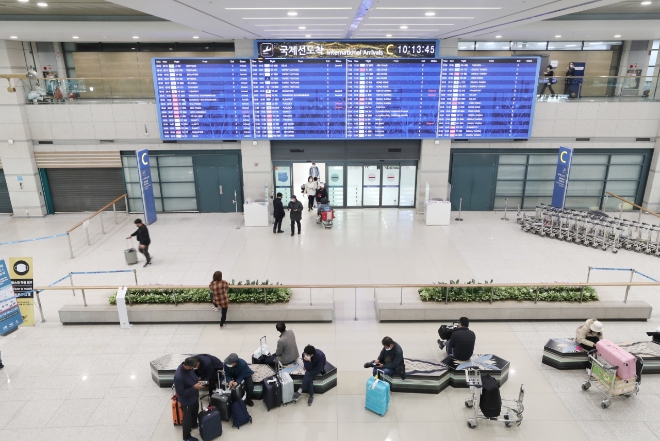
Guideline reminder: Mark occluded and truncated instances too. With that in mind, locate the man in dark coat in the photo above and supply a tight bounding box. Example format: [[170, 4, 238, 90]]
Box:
[[174, 356, 205, 441], [127, 218, 151, 267], [287, 194, 303, 236], [193, 353, 224, 393], [439, 316, 476, 360], [273, 192, 285, 234]]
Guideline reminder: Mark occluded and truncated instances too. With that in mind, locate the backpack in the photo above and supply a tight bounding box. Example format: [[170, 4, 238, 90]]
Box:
[[479, 373, 502, 418], [230, 399, 252, 429]]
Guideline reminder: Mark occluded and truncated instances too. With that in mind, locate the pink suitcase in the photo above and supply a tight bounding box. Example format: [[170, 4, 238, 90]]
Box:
[[595, 339, 637, 381]]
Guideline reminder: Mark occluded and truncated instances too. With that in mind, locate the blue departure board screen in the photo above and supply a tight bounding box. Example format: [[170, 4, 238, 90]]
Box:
[[152, 57, 539, 140]]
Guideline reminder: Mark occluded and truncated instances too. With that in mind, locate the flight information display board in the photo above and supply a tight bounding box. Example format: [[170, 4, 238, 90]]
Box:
[[152, 57, 539, 140]]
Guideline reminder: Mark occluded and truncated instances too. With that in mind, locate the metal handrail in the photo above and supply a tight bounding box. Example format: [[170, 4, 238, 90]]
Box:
[[66, 194, 129, 258], [605, 192, 660, 221]]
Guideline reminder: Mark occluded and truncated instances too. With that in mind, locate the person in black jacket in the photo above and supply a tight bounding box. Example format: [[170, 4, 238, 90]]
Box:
[[287, 195, 303, 236], [364, 336, 404, 377], [193, 354, 224, 394], [127, 219, 151, 267], [538, 64, 556, 98], [438, 317, 476, 360], [174, 356, 205, 441], [273, 192, 285, 234], [315, 183, 328, 204]]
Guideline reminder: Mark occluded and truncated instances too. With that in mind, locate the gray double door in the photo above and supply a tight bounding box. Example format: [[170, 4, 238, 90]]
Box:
[[195, 155, 242, 213], [450, 153, 496, 211]]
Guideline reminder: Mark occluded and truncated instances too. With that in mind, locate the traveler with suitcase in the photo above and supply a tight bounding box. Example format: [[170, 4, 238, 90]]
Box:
[[254, 323, 300, 366], [365, 370, 390, 416], [224, 353, 255, 407], [173, 356, 206, 441], [438, 317, 476, 360], [197, 395, 222, 441], [126, 218, 152, 267], [575, 318, 603, 349], [209, 271, 229, 328], [292, 344, 326, 406], [363, 336, 405, 379], [193, 354, 224, 394]]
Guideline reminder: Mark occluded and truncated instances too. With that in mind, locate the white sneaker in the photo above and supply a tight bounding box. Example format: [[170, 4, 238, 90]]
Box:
[[212, 306, 218, 311]]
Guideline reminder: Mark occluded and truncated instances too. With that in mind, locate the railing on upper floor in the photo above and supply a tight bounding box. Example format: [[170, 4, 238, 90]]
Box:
[[19, 75, 660, 104]]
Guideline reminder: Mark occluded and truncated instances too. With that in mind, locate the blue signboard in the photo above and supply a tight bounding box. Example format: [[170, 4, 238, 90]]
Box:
[[551, 146, 574, 209], [135, 149, 158, 225], [0, 259, 23, 335]]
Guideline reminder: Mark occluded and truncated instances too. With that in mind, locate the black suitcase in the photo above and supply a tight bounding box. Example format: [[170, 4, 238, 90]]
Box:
[[479, 373, 502, 418], [438, 323, 457, 341], [210, 391, 232, 422], [198, 397, 222, 441], [262, 374, 282, 411]]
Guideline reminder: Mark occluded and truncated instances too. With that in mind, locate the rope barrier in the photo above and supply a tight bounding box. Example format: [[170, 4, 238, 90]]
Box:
[[0, 233, 67, 246]]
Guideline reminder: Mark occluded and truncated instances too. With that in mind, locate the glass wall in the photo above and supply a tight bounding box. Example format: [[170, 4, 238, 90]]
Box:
[[493, 151, 650, 210], [122, 154, 197, 212]]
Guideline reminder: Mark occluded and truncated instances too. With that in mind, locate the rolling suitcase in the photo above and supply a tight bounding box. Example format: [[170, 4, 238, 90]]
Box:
[[281, 371, 295, 405], [125, 238, 138, 265], [171, 395, 183, 426], [596, 339, 637, 381], [210, 372, 232, 422], [479, 373, 502, 418], [262, 374, 283, 411], [198, 396, 222, 441], [365, 370, 390, 416]]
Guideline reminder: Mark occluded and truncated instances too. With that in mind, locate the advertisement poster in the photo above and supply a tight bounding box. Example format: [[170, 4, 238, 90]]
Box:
[[10, 257, 34, 327], [0, 259, 24, 335], [551, 146, 574, 209], [136, 149, 158, 225]]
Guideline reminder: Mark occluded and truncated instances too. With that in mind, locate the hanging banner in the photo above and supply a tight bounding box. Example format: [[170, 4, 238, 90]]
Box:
[[0, 259, 24, 335], [10, 257, 34, 327], [136, 149, 158, 225], [551, 146, 574, 209]]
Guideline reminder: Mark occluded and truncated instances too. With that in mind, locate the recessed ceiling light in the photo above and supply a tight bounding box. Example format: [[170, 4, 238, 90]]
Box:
[[305, 34, 311, 37], [18, 0, 29, 2], [287, 11, 297, 16], [400, 25, 408, 29], [555, 35, 561, 38], [298, 26, 306, 29], [72, 36, 79, 39], [641, 1, 652, 5], [495, 35, 502, 38], [193, 36, 199, 39], [132, 36, 139, 39], [425, 12, 435, 16], [10, 36, 18, 39], [386, 34, 392, 37], [614, 34, 621, 38], [37, 2, 47, 6]]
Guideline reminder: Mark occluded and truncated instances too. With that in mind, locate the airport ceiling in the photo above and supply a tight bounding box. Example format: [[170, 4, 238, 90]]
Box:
[[1, 0, 659, 42]]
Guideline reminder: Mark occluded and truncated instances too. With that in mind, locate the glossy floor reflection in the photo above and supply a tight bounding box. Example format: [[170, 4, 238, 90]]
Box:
[[0, 209, 659, 441]]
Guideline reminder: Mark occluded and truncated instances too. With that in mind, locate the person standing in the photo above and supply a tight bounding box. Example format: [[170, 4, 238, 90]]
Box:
[[273, 192, 285, 234], [288, 194, 303, 236], [293, 344, 326, 406], [127, 219, 151, 267], [193, 354, 224, 394], [209, 271, 229, 328], [304, 176, 318, 211], [564, 62, 576, 97], [539, 64, 556, 98], [309, 162, 320, 179], [174, 356, 205, 441]]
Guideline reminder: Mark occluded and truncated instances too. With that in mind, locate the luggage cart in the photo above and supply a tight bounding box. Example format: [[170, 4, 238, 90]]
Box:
[[580, 351, 641, 409], [464, 369, 525, 429]]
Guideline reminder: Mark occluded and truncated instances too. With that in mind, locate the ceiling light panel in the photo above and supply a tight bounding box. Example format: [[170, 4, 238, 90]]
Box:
[[225, 7, 354, 10]]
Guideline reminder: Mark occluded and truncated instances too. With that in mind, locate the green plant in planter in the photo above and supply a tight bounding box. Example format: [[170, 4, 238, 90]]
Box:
[[418, 279, 598, 303], [109, 279, 292, 305]]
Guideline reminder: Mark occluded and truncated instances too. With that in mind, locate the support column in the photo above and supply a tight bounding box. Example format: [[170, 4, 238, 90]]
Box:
[[439, 38, 458, 57], [416, 139, 451, 212], [234, 40, 255, 57], [642, 125, 660, 212], [0, 39, 46, 217], [240, 140, 272, 202]]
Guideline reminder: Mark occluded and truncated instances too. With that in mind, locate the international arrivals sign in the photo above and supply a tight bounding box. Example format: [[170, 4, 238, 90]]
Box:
[[256, 40, 438, 59]]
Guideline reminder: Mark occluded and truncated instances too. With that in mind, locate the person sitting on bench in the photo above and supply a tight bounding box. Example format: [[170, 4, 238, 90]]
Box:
[[438, 317, 476, 360], [575, 318, 603, 349], [364, 336, 404, 378]]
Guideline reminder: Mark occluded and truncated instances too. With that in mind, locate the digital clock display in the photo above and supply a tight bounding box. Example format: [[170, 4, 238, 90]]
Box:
[[395, 44, 436, 55]]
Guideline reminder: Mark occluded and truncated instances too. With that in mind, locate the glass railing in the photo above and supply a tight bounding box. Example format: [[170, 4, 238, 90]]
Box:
[[20, 75, 660, 104]]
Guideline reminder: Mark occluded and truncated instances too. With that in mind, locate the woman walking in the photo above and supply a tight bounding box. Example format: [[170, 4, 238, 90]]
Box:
[[304, 176, 318, 211], [210, 271, 229, 329]]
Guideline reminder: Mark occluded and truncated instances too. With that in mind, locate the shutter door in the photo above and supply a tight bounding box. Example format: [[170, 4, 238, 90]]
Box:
[[0, 170, 11, 213], [46, 168, 126, 212]]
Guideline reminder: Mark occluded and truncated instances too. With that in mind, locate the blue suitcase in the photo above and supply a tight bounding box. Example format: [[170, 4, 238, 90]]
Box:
[[198, 405, 222, 441], [365, 372, 390, 416]]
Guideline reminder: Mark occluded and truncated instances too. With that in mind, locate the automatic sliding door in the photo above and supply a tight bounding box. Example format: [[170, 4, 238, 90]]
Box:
[[363, 165, 381, 206], [347, 166, 363, 207], [327, 165, 344, 207], [399, 165, 416, 207], [381, 165, 400, 206]]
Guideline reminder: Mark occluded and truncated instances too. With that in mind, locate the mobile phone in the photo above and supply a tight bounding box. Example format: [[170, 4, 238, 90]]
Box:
[[201, 381, 208, 386]]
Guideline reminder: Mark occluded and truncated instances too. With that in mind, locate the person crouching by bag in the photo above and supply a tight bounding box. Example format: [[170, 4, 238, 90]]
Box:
[[575, 318, 603, 349]]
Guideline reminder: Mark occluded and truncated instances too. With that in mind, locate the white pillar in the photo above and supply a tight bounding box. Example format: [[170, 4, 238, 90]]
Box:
[[439, 39, 458, 57], [234, 40, 255, 57], [240, 140, 272, 202], [416, 139, 451, 212], [0, 39, 47, 217]]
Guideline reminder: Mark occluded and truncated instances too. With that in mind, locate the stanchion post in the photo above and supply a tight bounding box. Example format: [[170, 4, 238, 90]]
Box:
[[35, 291, 45, 323], [619, 203, 623, 220], [624, 268, 634, 304], [501, 198, 509, 221], [354, 288, 357, 321], [535, 287, 539, 304], [100, 211, 105, 234], [113, 202, 118, 224], [133, 269, 138, 286], [67, 232, 74, 259], [173, 289, 177, 306], [126, 288, 132, 306], [490, 286, 493, 304], [445, 287, 450, 305], [309, 287, 312, 306], [124, 195, 129, 215], [400, 287, 403, 306], [455, 198, 463, 221], [265, 289, 267, 305], [81, 288, 87, 307], [69, 273, 75, 296]]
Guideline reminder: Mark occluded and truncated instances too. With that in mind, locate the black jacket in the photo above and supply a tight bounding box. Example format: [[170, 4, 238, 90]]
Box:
[[273, 198, 285, 219], [377, 342, 404, 370], [315, 187, 328, 202], [173, 363, 199, 406], [447, 327, 476, 360], [131, 224, 151, 245], [288, 200, 304, 221], [194, 354, 224, 382]]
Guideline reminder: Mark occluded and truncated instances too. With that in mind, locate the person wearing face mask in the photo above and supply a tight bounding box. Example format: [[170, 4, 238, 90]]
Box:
[[292, 344, 326, 406], [364, 336, 404, 378], [173, 356, 205, 441], [564, 62, 576, 97]]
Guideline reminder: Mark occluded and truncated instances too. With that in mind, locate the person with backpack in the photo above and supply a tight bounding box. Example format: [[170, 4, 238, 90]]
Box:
[[174, 356, 205, 441], [438, 316, 476, 360], [224, 353, 254, 407]]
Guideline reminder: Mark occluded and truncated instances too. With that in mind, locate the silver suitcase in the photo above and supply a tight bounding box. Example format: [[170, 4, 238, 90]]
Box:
[[125, 239, 138, 265]]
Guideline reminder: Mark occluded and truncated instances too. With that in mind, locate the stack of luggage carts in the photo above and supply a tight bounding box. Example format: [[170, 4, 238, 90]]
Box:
[[517, 204, 660, 256]]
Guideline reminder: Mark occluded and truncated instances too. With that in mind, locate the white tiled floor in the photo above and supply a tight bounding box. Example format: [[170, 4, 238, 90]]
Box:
[[0, 209, 659, 441]]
